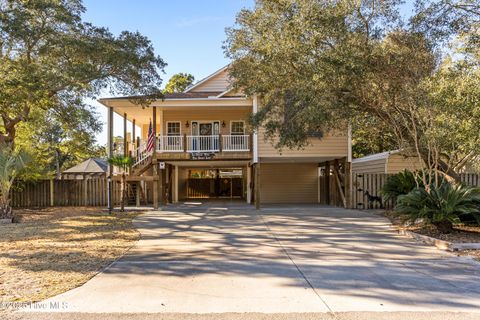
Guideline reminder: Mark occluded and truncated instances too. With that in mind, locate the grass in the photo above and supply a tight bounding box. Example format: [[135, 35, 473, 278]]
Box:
[[0, 207, 140, 305]]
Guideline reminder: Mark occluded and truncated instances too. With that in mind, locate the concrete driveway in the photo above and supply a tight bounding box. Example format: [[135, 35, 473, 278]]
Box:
[[23, 203, 480, 314]]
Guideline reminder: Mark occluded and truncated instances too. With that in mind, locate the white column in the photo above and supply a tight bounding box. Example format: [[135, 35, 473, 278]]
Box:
[[253, 95, 259, 163], [174, 165, 179, 203], [246, 165, 251, 204], [347, 123, 352, 163]]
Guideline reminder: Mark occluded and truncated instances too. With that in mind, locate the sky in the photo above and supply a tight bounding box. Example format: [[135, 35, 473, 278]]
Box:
[[81, 0, 255, 145]]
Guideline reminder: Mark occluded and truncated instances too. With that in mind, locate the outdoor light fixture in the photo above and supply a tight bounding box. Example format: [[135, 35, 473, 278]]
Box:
[[185, 120, 190, 128], [221, 121, 226, 128]]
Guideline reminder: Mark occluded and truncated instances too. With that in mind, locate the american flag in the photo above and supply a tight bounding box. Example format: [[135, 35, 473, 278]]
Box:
[[146, 120, 155, 152]]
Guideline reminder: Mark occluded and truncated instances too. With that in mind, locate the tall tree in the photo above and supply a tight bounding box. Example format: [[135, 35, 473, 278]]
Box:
[[164, 73, 195, 93], [0, 0, 166, 148], [225, 0, 480, 181]]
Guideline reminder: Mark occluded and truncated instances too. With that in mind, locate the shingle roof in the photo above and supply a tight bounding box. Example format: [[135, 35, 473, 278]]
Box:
[[63, 158, 108, 174]]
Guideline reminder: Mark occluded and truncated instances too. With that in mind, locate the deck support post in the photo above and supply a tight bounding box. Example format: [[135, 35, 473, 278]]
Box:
[[135, 182, 141, 207], [254, 163, 260, 210], [159, 166, 164, 206], [152, 159, 159, 209], [173, 165, 179, 203], [246, 165, 252, 204], [344, 159, 352, 209], [325, 162, 330, 206], [107, 106, 114, 213]]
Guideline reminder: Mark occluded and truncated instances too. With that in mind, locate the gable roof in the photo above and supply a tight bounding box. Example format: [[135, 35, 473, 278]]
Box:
[[184, 65, 230, 93], [63, 158, 108, 174]]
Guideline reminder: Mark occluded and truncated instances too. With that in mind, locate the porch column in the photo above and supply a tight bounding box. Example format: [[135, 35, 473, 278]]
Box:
[[107, 106, 114, 212], [152, 107, 157, 151], [123, 113, 128, 157], [246, 165, 252, 204], [132, 119, 136, 156], [254, 163, 260, 210], [253, 96, 259, 163]]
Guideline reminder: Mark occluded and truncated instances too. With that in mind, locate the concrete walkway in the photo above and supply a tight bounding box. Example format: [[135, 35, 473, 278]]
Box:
[[20, 204, 480, 314]]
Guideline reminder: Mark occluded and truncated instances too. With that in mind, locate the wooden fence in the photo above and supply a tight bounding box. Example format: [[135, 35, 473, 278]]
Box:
[[353, 172, 480, 210], [9, 178, 123, 208]]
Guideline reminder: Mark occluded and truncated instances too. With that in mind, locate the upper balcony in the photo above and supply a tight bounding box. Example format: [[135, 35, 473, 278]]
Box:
[[133, 134, 252, 166]]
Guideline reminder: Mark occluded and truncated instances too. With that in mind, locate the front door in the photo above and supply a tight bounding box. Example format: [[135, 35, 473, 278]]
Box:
[[199, 123, 212, 136], [191, 122, 219, 152]]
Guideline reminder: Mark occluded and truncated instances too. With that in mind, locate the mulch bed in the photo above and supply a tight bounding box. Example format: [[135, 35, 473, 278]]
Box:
[[383, 210, 480, 261]]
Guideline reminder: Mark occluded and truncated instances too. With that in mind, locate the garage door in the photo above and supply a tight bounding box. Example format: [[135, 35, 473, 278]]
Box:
[[259, 163, 318, 203]]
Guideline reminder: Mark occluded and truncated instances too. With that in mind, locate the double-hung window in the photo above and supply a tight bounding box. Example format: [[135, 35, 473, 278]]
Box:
[[166, 122, 181, 150], [230, 121, 245, 135], [167, 122, 181, 136]]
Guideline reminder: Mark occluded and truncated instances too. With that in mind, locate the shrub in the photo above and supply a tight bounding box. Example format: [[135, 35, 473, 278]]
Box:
[[395, 183, 480, 233], [380, 170, 418, 202]]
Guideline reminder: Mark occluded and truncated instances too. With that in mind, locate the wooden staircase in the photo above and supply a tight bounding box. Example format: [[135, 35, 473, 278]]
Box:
[[131, 153, 153, 176], [126, 182, 147, 205]]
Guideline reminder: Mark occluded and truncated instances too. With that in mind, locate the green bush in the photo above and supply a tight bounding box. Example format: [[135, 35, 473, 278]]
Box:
[[380, 170, 419, 202], [395, 183, 480, 233]]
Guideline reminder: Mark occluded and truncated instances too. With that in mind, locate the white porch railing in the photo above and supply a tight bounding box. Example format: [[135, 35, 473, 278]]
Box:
[[133, 135, 251, 164], [158, 135, 183, 152], [187, 135, 220, 153], [133, 140, 151, 167], [222, 135, 250, 152]]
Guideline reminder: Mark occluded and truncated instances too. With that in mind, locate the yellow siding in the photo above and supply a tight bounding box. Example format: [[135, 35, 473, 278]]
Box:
[[141, 124, 161, 140], [257, 129, 348, 158], [352, 159, 387, 173], [190, 70, 230, 92], [386, 154, 424, 174], [259, 163, 318, 203]]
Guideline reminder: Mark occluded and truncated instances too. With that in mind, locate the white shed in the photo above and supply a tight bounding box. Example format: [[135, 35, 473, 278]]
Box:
[[352, 150, 423, 174]]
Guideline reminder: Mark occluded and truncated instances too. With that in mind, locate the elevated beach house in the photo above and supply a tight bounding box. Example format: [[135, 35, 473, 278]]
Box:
[[99, 66, 351, 208]]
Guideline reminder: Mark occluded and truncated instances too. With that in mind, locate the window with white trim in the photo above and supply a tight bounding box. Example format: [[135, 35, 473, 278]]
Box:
[[230, 121, 245, 135], [167, 122, 181, 136]]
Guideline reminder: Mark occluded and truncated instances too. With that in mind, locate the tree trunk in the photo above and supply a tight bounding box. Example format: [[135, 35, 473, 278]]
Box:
[[0, 203, 13, 220], [55, 149, 61, 179], [432, 220, 454, 234], [419, 153, 461, 183]]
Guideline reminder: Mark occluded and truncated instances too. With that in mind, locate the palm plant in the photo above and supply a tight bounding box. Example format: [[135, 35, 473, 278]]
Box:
[[380, 170, 419, 202], [395, 182, 480, 233], [107, 155, 133, 212], [0, 144, 29, 221]]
